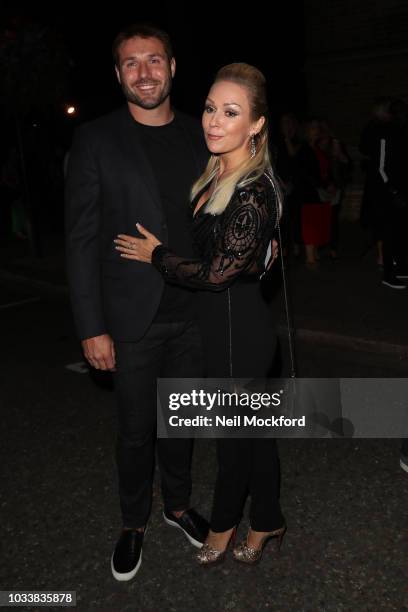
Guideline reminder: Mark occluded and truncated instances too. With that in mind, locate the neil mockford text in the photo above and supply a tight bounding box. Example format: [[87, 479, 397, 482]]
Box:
[[168, 389, 283, 411]]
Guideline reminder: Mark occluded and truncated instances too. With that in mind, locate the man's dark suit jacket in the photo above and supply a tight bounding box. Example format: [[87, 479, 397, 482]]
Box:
[[65, 105, 208, 341]]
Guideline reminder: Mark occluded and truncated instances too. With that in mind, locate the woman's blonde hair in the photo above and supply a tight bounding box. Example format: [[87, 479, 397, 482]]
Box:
[[192, 62, 282, 216]]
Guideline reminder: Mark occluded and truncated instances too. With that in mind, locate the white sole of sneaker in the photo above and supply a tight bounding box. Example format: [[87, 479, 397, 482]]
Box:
[[162, 512, 203, 548], [400, 458, 408, 473], [111, 550, 142, 581], [381, 281, 407, 289]]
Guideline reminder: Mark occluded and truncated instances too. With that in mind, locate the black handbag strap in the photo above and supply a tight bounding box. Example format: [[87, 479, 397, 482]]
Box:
[[264, 171, 297, 378]]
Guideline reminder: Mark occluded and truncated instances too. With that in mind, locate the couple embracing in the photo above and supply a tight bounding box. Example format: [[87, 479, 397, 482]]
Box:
[[65, 22, 285, 580]]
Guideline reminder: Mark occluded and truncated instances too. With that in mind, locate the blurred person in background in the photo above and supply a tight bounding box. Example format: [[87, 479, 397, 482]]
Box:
[[296, 119, 334, 265], [318, 120, 352, 259], [360, 97, 408, 288], [359, 98, 392, 273], [275, 112, 302, 257]]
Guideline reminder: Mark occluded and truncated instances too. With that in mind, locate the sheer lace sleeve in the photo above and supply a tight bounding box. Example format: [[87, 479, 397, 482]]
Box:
[[152, 178, 278, 291]]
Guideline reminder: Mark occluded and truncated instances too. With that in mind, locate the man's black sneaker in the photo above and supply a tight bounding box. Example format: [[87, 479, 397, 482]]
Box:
[[111, 528, 145, 581], [382, 278, 407, 289], [163, 508, 209, 548]]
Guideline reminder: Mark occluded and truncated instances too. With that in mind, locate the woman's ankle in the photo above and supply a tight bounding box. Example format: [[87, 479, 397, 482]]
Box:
[[207, 527, 235, 547]]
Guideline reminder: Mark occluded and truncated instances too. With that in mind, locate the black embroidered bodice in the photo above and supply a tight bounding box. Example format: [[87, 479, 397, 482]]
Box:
[[151, 175, 278, 291]]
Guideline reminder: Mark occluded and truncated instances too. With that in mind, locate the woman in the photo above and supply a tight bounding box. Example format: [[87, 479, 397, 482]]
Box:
[[296, 119, 334, 264], [114, 63, 286, 565], [318, 120, 352, 259]]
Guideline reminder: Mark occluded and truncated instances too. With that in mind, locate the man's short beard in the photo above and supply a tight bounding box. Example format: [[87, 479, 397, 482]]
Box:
[[122, 78, 172, 110]]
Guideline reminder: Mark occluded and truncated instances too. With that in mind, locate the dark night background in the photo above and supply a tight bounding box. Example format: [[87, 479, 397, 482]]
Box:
[[1, 3, 407, 609], [3, 0, 408, 170], [1, 1, 307, 141], [0, 0, 307, 249]]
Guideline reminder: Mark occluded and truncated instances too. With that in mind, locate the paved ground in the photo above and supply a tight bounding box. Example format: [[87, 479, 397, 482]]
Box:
[[0, 222, 407, 611]]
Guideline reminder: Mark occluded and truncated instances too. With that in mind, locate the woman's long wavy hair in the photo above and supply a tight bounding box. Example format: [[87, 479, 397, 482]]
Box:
[[191, 63, 282, 217]]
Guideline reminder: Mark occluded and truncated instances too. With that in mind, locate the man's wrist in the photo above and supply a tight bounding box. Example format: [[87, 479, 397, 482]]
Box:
[[81, 332, 109, 342]]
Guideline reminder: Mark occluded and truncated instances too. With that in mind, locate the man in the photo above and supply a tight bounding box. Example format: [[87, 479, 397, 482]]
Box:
[[359, 98, 408, 289], [65, 23, 209, 581], [377, 99, 408, 289]]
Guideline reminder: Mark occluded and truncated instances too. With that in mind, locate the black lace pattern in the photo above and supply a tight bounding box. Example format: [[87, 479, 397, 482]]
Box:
[[152, 176, 278, 291]]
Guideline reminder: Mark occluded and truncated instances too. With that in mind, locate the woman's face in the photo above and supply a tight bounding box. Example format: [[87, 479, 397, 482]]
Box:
[[202, 80, 264, 159]]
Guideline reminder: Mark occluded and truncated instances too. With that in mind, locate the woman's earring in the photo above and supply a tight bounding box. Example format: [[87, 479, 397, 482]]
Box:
[[250, 134, 257, 158]]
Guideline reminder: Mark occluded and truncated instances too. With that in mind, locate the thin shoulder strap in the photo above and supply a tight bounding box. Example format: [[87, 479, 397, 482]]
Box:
[[263, 172, 297, 378]]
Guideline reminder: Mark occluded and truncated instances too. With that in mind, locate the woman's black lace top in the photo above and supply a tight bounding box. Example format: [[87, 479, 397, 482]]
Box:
[[151, 175, 278, 291]]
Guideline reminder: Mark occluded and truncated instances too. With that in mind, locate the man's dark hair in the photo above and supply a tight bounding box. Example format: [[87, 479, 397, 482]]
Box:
[[112, 23, 173, 66]]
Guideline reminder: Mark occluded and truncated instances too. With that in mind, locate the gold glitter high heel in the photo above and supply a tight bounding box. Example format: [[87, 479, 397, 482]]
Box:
[[195, 527, 237, 566], [232, 526, 286, 565]]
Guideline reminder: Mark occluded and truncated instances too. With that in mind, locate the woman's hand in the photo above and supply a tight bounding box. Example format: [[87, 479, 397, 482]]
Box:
[[114, 223, 161, 263]]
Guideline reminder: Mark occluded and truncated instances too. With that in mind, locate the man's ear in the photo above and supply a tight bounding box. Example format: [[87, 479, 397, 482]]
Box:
[[170, 58, 176, 78], [115, 65, 121, 85]]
